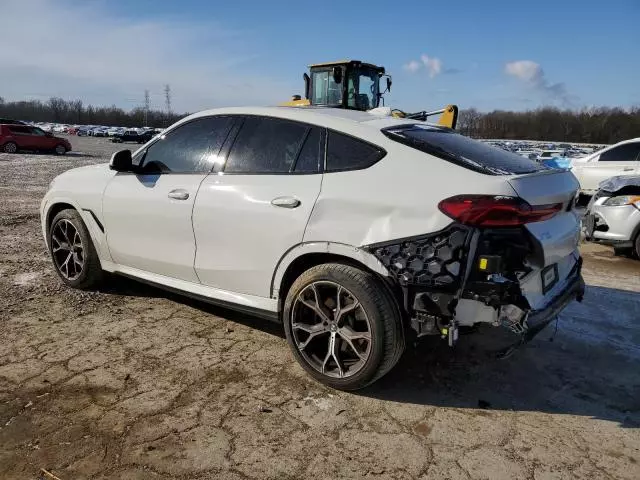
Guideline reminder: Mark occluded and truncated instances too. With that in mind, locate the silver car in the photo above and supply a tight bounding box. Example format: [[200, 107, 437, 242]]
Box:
[[584, 175, 640, 257]]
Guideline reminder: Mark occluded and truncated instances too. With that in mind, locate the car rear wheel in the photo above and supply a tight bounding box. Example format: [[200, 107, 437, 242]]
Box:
[[634, 232, 640, 259], [49, 209, 104, 290], [3, 142, 17, 154], [55, 144, 67, 155], [283, 263, 404, 390]]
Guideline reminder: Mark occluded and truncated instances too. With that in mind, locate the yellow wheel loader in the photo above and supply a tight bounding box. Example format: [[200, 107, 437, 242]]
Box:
[[282, 59, 458, 129]]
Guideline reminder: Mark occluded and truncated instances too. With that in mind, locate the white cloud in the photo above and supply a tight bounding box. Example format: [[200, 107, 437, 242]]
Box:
[[403, 60, 421, 73], [505, 60, 542, 83], [403, 54, 445, 78], [0, 0, 295, 112], [420, 55, 442, 78], [505, 60, 574, 105]]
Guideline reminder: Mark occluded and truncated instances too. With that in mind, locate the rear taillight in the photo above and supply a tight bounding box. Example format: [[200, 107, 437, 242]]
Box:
[[438, 195, 562, 227]]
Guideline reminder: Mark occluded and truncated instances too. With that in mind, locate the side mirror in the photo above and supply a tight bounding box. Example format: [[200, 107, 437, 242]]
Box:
[[332, 66, 342, 84], [109, 149, 133, 172], [386, 77, 392, 92]]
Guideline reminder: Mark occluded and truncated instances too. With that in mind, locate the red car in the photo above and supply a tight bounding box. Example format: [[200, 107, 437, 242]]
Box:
[[0, 124, 72, 155]]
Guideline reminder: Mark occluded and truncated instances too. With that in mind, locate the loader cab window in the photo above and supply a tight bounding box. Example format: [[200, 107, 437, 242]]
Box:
[[311, 70, 342, 106], [347, 69, 379, 110]]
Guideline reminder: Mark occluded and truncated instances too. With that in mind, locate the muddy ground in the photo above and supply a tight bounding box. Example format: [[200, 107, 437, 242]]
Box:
[[0, 136, 639, 479]]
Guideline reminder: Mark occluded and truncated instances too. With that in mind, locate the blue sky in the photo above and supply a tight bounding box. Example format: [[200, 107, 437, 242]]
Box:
[[3, 0, 639, 113]]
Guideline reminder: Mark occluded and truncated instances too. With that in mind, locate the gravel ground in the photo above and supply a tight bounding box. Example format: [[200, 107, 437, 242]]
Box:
[[1, 136, 639, 480]]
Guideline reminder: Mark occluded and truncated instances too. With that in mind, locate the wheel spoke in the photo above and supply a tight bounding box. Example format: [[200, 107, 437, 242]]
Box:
[[299, 284, 332, 324], [61, 252, 72, 277], [338, 326, 369, 360], [292, 322, 328, 350], [335, 300, 360, 323], [321, 333, 344, 377]]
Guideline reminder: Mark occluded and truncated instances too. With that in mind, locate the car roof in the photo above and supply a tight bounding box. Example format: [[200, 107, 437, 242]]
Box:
[[184, 106, 431, 133]]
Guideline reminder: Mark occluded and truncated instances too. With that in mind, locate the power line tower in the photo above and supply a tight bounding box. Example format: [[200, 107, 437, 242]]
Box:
[[144, 89, 150, 127], [164, 84, 172, 116]]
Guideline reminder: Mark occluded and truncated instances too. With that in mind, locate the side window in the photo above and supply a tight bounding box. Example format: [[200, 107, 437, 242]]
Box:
[[140, 116, 232, 174], [30, 128, 46, 136], [8, 126, 31, 136], [224, 117, 308, 174], [599, 143, 640, 162], [294, 127, 323, 173], [326, 130, 385, 172]]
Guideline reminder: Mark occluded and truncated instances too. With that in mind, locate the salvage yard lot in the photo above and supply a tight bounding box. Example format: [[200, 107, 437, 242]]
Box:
[[1, 136, 639, 479]]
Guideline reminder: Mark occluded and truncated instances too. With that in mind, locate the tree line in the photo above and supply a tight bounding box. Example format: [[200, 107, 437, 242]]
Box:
[[457, 106, 640, 144], [0, 96, 185, 128], [1, 96, 638, 144]]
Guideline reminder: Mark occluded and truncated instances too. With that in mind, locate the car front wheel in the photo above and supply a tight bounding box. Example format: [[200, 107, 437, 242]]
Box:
[[55, 144, 67, 155], [283, 263, 405, 390], [49, 208, 104, 289]]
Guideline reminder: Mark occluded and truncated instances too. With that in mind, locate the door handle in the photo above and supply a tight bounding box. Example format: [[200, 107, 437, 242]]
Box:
[[271, 196, 301, 208], [168, 189, 189, 200], [623, 167, 634, 171]]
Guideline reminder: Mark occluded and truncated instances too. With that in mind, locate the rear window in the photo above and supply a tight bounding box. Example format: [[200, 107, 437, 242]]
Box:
[[382, 125, 544, 175]]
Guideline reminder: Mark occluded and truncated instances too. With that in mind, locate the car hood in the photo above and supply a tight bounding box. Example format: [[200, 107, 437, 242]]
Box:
[[598, 175, 640, 193]]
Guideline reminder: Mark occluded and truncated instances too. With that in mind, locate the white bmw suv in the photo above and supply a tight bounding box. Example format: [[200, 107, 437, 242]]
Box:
[[41, 106, 585, 390]]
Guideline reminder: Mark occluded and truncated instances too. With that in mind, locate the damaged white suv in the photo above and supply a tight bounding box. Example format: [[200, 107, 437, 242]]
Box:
[[41, 106, 585, 390]]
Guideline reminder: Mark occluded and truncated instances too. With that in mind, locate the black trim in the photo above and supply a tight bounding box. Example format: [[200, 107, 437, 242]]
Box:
[[82, 208, 104, 232], [114, 272, 280, 323]]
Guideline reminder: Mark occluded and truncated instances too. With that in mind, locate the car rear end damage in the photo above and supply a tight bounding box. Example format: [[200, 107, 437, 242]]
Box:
[[369, 126, 585, 347]]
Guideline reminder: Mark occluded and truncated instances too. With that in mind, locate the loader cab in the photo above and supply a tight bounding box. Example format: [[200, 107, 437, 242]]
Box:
[[304, 60, 390, 111]]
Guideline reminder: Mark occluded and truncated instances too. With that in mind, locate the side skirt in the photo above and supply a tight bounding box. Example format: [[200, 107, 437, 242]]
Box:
[[112, 267, 280, 323]]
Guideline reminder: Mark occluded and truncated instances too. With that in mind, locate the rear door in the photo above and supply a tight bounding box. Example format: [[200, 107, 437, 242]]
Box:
[[576, 142, 640, 192], [6, 125, 36, 149], [192, 115, 323, 297]]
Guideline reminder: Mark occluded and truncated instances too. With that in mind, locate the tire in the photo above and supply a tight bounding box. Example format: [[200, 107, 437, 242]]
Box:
[[48, 208, 104, 290], [54, 144, 67, 155], [3, 142, 18, 154], [283, 263, 405, 391], [634, 233, 640, 260]]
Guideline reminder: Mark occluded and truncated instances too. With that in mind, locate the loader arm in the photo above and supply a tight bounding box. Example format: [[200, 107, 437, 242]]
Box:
[[392, 104, 459, 129]]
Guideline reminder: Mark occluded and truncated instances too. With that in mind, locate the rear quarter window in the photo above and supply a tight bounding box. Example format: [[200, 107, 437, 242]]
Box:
[[382, 125, 544, 175], [326, 130, 385, 172]]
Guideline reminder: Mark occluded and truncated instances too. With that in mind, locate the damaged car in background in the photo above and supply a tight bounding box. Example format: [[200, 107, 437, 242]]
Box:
[[40, 106, 584, 390], [584, 175, 640, 258]]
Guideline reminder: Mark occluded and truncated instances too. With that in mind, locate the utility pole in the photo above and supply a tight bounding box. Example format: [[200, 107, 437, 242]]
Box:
[[164, 84, 172, 116], [144, 89, 150, 127]]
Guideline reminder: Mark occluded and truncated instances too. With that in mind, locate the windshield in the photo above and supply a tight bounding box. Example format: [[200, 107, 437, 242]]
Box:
[[347, 68, 379, 110], [383, 124, 545, 175]]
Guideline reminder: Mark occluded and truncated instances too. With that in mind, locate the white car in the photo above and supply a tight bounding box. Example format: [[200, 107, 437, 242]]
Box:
[[40, 106, 585, 390], [571, 138, 640, 195]]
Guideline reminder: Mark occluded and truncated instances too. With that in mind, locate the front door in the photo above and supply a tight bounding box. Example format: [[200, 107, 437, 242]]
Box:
[[102, 116, 234, 282], [193, 116, 324, 297]]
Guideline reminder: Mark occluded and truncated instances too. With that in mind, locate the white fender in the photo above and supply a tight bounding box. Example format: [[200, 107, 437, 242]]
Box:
[[270, 241, 391, 299]]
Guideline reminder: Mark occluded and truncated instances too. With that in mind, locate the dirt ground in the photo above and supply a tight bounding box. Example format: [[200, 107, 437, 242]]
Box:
[[1, 136, 639, 480]]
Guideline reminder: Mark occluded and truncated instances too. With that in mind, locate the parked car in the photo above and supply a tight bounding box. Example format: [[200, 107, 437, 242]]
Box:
[[76, 127, 91, 137], [1, 124, 71, 154], [111, 129, 156, 144], [91, 128, 108, 137], [584, 175, 640, 257], [572, 138, 640, 195], [40, 107, 584, 390], [107, 127, 124, 137]]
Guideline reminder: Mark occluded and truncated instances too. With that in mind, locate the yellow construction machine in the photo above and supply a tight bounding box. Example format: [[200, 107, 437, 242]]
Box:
[[282, 59, 458, 129]]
